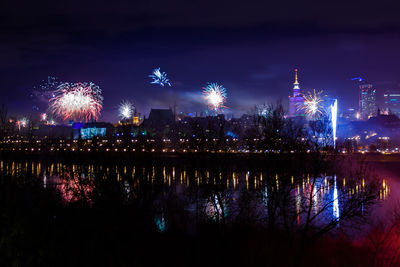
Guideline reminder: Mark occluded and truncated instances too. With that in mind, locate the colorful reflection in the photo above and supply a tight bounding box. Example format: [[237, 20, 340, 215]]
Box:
[[0, 160, 391, 228]]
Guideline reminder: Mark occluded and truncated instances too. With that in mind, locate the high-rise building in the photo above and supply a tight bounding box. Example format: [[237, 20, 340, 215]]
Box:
[[288, 69, 305, 117], [359, 84, 376, 120], [383, 90, 400, 117]]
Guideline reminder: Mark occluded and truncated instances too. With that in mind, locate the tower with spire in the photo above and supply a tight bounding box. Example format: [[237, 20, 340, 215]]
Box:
[[288, 68, 305, 117], [293, 68, 300, 96]]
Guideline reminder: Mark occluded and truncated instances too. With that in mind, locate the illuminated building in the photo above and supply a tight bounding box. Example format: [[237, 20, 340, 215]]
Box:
[[81, 127, 106, 139], [383, 90, 400, 117], [133, 115, 140, 126], [118, 109, 141, 126], [80, 122, 114, 139], [132, 108, 142, 126], [359, 84, 376, 120], [288, 69, 305, 117]]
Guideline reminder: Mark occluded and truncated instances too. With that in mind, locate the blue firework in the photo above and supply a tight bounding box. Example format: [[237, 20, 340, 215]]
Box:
[[149, 68, 171, 87]]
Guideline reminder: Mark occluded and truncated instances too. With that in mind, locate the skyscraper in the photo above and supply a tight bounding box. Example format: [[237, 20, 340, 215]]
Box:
[[359, 84, 376, 120], [383, 90, 400, 117], [288, 69, 305, 117]]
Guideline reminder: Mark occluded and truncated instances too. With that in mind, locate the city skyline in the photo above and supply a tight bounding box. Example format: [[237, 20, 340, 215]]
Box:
[[3, 67, 400, 123], [2, 0, 400, 121]]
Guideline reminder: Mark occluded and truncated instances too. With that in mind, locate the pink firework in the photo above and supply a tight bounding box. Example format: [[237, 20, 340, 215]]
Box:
[[49, 82, 103, 122]]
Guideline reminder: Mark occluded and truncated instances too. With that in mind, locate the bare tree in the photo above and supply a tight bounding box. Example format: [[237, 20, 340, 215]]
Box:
[[368, 205, 400, 266], [0, 104, 9, 140]]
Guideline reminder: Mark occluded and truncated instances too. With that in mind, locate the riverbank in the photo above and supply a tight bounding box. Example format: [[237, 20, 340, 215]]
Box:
[[1, 149, 400, 171]]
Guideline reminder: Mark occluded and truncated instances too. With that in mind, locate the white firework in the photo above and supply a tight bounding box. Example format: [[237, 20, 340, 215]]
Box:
[[118, 100, 135, 120]]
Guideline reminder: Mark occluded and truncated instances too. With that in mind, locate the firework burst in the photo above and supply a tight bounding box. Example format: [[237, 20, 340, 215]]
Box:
[[149, 68, 171, 87], [202, 82, 227, 112], [16, 117, 29, 130], [256, 104, 269, 117], [20, 118, 28, 127], [298, 89, 326, 119], [118, 100, 134, 120], [49, 82, 103, 122], [40, 113, 47, 121]]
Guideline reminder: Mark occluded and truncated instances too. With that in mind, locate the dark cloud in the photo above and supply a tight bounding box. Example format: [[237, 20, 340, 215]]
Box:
[[2, 0, 400, 36]]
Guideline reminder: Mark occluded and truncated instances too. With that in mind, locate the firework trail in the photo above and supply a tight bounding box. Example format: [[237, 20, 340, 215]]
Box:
[[297, 89, 326, 119], [49, 82, 103, 122], [149, 68, 171, 87], [351, 77, 364, 82], [202, 82, 227, 113], [118, 100, 134, 120]]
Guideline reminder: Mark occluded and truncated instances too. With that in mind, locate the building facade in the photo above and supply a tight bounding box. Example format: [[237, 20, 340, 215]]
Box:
[[384, 90, 400, 117], [359, 84, 377, 120]]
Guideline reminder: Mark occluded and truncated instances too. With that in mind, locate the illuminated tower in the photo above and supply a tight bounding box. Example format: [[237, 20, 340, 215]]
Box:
[[288, 69, 305, 117], [133, 109, 140, 126], [293, 68, 300, 97], [359, 84, 376, 120]]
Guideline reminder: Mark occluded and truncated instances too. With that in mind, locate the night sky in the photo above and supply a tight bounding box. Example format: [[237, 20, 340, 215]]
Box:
[[2, 0, 400, 121]]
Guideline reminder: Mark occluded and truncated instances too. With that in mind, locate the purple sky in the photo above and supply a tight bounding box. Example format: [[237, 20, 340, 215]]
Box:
[[2, 0, 400, 122]]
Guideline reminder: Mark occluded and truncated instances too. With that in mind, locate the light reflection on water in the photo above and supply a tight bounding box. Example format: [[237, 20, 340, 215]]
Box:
[[0, 159, 393, 232], [333, 176, 339, 221]]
